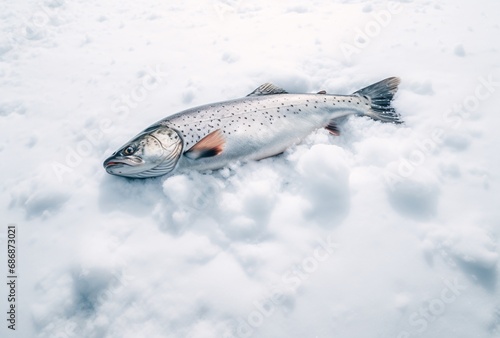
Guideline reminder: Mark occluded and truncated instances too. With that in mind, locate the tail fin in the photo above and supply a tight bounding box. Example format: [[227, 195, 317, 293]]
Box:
[[354, 77, 402, 124]]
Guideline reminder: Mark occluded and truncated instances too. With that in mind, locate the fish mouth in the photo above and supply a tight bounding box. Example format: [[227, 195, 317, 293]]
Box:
[[103, 156, 144, 171]]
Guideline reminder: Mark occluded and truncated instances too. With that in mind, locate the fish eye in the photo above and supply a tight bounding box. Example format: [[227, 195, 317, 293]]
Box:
[[123, 146, 135, 155]]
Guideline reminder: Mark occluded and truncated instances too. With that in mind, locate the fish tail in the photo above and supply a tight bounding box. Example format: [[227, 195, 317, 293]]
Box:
[[354, 77, 402, 124]]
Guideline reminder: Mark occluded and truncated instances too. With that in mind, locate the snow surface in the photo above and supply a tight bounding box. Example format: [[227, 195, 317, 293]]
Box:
[[1, 0, 500, 337]]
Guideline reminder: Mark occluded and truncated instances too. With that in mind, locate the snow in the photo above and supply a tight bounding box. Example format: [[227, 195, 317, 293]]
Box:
[[1, 0, 500, 337]]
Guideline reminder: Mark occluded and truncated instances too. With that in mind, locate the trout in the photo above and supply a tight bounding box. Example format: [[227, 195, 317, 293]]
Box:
[[103, 77, 401, 178]]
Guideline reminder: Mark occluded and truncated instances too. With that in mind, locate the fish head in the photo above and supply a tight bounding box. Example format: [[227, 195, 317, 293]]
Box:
[[103, 125, 183, 178]]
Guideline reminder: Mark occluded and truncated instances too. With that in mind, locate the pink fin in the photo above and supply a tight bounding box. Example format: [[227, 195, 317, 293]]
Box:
[[325, 121, 340, 136], [185, 129, 225, 160]]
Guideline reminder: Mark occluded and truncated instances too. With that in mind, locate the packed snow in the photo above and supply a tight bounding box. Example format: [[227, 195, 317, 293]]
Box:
[[1, 0, 500, 337]]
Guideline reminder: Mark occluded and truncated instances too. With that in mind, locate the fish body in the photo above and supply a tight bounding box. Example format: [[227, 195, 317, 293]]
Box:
[[168, 93, 366, 172], [104, 77, 401, 178]]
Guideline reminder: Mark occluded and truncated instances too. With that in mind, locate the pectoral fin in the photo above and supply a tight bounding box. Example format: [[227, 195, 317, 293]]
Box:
[[325, 121, 340, 136], [184, 129, 226, 160]]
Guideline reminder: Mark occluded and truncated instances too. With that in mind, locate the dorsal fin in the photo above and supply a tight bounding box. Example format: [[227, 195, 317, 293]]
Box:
[[317, 90, 327, 94], [247, 83, 288, 96], [184, 129, 225, 160]]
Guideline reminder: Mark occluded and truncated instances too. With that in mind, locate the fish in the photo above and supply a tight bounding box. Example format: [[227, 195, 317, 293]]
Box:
[[103, 77, 402, 178]]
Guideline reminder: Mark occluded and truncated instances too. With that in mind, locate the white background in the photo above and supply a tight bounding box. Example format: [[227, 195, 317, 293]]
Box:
[[1, 0, 499, 337]]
